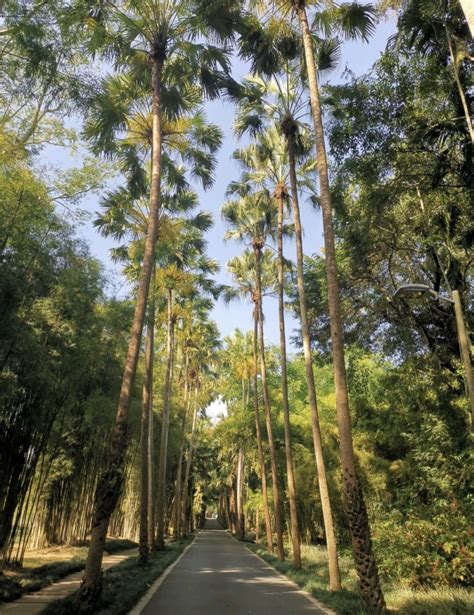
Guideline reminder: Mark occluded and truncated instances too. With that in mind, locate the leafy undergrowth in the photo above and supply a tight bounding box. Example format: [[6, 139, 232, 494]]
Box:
[[0, 537, 138, 604], [247, 543, 474, 615], [386, 587, 474, 615], [42, 537, 193, 615]]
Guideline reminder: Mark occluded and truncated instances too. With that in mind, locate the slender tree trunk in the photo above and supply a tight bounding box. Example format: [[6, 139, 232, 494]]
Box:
[[147, 315, 156, 551], [181, 388, 198, 536], [296, 5, 385, 608], [156, 288, 175, 550], [275, 185, 302, 569], [284, 128, 341, 588], [139, 308, 154, 564], [252, 308, 274, 554], [76, 55, 163, 612], [254, 244, 285, 562], [173, 380, 190, 539], [236, 447, 245, 539], [255, 508, 260, 545]]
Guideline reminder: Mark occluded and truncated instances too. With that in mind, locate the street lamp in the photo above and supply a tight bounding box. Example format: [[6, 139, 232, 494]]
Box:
[[393, 283, 474, 431]]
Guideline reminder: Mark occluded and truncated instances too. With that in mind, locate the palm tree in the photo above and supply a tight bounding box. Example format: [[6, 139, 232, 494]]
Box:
[[229, 128, 302, 568], [173, 301, 213, 539], [139, 288, 155, 563], [241, 1, 383, 605], [219, 330, 258, 540], [153, 223, 218, 549], [180, 319, 221, 535], [233, 74, 341, 582], [95, 161, 214, 559], [225, 252, 276, 554], [224, 237, 285, 561], [289, 2, 385, 607], [78, 1, 234, 600]]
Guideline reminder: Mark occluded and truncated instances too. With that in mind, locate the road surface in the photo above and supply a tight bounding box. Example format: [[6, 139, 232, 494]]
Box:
[[140, 519, 332, 614]]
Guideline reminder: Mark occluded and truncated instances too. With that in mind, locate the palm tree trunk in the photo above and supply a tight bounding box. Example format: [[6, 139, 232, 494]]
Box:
[[139, 306, 154, 564], [236, 447, 245, 539], [181, 387, 198, 536], [76, 54, 163, 612], [156, 288, 175, 550], [275, 185, 302, 569], [254, 244, 285, 562], [173, 381, 190, 540], [147, 311, 156, 551], [285, 128, 341, 589], [296, 5, 385, 608], [252, 307, 274, 554]]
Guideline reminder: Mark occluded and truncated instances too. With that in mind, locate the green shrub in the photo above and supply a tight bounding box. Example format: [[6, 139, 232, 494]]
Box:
[[373, 510, 473, 588]]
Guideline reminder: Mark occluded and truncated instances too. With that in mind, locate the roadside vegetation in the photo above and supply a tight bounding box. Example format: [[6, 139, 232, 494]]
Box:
[[249, 543, 474, 615], [0, 539, 137, 604], [42, 538, 192, 615]]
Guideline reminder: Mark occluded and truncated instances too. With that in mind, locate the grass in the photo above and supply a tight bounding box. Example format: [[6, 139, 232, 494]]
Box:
[[0, 537, 138, 604], [0, 558, 86, 603], [247, 543, 474, 615], [42, 537, 193, 615]]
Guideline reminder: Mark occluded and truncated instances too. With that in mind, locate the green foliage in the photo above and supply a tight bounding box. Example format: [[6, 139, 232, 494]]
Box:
[[373, 510, 472, 588]]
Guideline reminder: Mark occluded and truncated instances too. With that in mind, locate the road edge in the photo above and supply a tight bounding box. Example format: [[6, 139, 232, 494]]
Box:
[[128, 537, 196, 615], [245, 545, 337, 615]]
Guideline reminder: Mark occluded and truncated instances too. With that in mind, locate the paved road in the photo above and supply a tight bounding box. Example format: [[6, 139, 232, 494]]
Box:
[[140, 519, 331, 615]]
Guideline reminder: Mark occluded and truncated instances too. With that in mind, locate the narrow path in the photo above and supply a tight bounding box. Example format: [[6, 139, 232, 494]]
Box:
[[139, 519, 332, 615], [0, 548, 137, 615]]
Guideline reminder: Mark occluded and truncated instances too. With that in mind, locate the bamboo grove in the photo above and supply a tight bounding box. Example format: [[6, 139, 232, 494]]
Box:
[[0, 1, 472, 614]]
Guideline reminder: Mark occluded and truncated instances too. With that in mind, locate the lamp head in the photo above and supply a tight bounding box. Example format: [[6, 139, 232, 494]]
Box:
[[392, 284, 438, 301]]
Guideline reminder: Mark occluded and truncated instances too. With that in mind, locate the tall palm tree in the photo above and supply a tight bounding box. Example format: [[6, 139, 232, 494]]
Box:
[[78, 1, 234, 601], [224, 235, 284, 561], [139, 287, 155, 563], [173, 300, 214, 539], [229, 128, 302, 568], [225, 252, 276, 554], [219, 330, 258, 540], [233, 74, 340, 583], [153, 223, 218, 549], [241, 1, 383, 606], [180, 319, 221, 535], [290, 2, 385, 607], [95, 160, 213, 559]]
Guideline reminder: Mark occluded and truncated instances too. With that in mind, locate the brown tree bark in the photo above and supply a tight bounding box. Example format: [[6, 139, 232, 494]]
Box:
[[181, 387, 198, 536], [296, 4, 385, 608], [156, 288, 175, 550], [139, 308, 154, 564], [252, 308, 274, 554], [275, 184, 302, 569], [76, 52, 163, 612], [236, 447, 245, 539], [254, 243, 285, 562], [147, 314, 156, 551], [284, 126, 341, 589], [173, 356, 190, 539]]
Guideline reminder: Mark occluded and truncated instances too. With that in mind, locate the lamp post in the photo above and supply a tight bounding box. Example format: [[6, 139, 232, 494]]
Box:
[[393, 283, 474, 431]]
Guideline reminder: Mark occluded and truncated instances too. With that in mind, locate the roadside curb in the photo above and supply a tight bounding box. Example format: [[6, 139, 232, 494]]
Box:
[[128, 537, 196, 615], [246, 546, 337, 615]]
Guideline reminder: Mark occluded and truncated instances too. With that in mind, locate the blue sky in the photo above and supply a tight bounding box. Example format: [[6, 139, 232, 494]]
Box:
[[71, 12, 397, 349]]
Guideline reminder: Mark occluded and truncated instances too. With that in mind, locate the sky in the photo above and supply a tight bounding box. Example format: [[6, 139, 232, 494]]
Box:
[[66, 10, 397, 353]]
